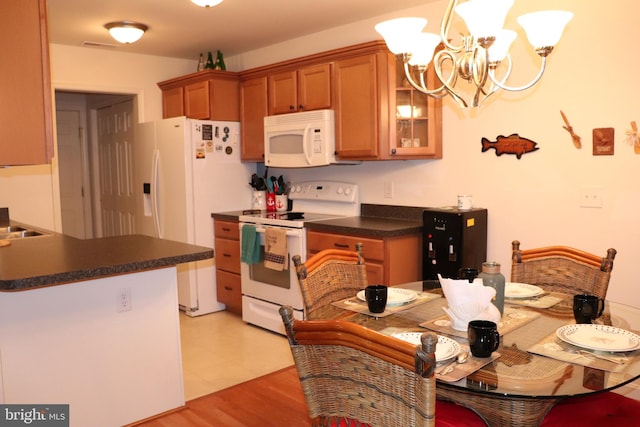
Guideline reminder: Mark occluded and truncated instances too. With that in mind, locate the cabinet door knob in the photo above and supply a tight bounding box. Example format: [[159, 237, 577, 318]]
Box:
[[289, 105, 295, 110], [391, 148, 397, 155], [298, 105, 304, 110]]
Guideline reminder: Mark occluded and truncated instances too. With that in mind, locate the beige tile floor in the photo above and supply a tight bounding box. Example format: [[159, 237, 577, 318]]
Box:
[[179, 311, 294, 400]]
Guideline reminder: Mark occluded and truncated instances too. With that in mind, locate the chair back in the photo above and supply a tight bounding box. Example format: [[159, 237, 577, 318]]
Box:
[[293, 243, 367, 320], [279, 305, 437, 427], [511, 240, 617, 299]]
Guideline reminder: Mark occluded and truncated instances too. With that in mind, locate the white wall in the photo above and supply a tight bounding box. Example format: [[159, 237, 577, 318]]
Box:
[[2, 0, 638, 305]]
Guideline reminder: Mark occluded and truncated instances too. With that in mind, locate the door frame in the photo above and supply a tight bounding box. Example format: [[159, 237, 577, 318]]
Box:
[[51, 83, 144, 237]]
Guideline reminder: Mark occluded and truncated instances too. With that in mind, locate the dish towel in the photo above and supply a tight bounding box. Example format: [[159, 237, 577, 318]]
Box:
[[240, 224, 260, 264], [264, 227, 288, 271]]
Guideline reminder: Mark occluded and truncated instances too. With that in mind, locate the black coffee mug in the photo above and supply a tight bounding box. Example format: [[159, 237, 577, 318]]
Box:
[[468, 320, 500, 358], [365, 285, 388, 313], [458, 268, 479, 283], [573, 294, 605, 324]]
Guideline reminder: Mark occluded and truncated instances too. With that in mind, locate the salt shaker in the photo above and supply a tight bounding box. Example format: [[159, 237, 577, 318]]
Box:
[[478, 261, 505, 316]]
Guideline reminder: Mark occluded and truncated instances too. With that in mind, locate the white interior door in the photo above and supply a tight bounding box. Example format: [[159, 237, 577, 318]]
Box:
[[97, 100, 136, 237], [57, 110, 86, 239]]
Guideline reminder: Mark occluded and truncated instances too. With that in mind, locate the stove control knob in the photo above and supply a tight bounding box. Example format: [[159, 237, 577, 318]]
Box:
[[344, 186, 353, 196], [336, 186, 344, 195], [294, 185, 302, 193]]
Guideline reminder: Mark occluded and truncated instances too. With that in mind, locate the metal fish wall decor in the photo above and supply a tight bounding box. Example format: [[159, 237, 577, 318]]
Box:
[[481, 134, 539, 159]]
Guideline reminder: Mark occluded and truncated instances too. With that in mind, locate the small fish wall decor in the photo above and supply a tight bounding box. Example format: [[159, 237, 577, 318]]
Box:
[[481, 134, 539, 159]]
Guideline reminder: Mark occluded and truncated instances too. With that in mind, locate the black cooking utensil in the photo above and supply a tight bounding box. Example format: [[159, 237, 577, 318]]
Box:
[[277, 175, 285, 194]]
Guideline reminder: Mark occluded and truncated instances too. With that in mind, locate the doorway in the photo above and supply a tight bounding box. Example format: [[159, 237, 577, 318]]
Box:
[[55, 91, 135, 239]]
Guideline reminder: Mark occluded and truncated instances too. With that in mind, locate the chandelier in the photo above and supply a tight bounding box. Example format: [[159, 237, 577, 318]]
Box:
[[375, 0, 573, 108]]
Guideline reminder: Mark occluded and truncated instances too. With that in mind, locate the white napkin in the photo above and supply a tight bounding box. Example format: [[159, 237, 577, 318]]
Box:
[[438, 274, 501, 330]]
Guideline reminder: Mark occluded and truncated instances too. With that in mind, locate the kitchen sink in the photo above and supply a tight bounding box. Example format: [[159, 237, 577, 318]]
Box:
[[0, 226, 26, 233], [0, 226, 48, 240]]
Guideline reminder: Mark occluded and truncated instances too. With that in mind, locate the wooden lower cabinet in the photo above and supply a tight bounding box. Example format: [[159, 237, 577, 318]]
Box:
[[216, 269, 242, 315], [306, 230, 421, 286], [214, 219, 242, 315]]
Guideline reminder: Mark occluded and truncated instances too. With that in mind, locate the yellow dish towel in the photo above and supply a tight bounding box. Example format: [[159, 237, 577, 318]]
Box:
[[264, 227, 288, 271]]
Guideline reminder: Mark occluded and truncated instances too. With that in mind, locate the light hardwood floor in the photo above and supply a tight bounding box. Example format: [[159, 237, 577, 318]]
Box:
[[179, 310, 294, 400]]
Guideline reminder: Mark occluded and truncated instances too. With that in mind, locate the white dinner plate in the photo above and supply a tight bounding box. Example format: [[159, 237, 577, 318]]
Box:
[[391, 332, 461, 362], [504, 282, 544, 299], [357, 288, 417, 307], [556, 324, 640, 352]]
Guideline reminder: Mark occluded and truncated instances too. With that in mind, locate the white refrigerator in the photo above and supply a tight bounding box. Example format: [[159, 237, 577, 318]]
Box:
[[135, 116, 255, 316]]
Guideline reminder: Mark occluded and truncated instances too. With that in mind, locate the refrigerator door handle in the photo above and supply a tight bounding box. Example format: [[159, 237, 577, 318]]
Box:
[[151, 149, 163, 238]]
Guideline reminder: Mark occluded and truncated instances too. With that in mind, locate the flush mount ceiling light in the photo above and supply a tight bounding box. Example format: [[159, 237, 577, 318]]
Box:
[[104, 21, 148, 44], [375, 0, 573, 108], [190, 0, 224, 7]]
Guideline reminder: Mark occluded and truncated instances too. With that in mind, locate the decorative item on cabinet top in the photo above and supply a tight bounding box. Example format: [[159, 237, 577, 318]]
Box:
[[375, 0, 573, 108]]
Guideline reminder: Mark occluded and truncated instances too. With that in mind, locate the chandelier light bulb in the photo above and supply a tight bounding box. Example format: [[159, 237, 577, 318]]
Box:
[[375, 17, 427, 55], [517, 11, 574, 48], [454, 0, 514, 40]]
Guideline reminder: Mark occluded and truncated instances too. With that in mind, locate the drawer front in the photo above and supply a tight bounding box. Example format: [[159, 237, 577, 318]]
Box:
[[215, 238, 241, 274], [216, 269, 242, 315], [214, 219, 240, 240], [306, 230, 384, 261]]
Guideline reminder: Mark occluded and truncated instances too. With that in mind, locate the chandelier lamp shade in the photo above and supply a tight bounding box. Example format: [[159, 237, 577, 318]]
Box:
[[104, 21, 148, 44], [190, 0, 224, 7], [375, 0, 573, 108]]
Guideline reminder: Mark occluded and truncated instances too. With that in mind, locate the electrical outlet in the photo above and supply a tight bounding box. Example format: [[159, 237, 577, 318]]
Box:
[[117, 288, 132, 312], [383, 181, 394, 198], [579, 186, 603, 208]]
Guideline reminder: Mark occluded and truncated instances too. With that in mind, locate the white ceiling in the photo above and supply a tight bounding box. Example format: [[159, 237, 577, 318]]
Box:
[[47, 0, 434, 60]]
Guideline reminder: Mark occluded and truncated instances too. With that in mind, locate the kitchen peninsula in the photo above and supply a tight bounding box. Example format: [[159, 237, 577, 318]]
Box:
[[0, 230, 212, 427]]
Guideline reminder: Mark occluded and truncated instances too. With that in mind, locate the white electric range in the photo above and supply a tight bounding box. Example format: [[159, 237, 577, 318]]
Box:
[[239, 180, 359, 334]]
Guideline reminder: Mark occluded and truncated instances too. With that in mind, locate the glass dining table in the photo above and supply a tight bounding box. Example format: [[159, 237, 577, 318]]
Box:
[[312, 281, 640, 427]]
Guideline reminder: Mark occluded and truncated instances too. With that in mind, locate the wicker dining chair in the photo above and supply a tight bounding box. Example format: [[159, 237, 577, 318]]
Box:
[[511, 240, 617, 299], [279, 305, 486, 427], [292, 243, 368, 320]]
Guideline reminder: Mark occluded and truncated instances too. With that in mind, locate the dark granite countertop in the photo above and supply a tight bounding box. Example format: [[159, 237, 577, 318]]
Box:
[[0, 231, 213, 291], [305, 203, 424, 237], [212, 204, 426, 238], [304, 216, 422, 237]]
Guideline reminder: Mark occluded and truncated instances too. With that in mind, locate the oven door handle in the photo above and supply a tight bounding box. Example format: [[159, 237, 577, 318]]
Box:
[[253, 226, 301, 237]]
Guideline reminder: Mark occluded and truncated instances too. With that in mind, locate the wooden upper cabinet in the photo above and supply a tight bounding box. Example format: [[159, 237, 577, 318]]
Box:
[[0, 0, 54, 165], [240, 76, 268, 161], [268, 63, 331, 115], [268, 70, 297, 115], [333, 54, 383, 159], [158, 70, 240, 121]]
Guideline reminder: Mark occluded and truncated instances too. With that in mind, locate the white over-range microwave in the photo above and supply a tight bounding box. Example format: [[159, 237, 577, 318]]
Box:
[[263, 109, 339, 168]]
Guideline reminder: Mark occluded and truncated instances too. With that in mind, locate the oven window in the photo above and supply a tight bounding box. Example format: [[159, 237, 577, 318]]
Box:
[[248, 245, 291, 289]]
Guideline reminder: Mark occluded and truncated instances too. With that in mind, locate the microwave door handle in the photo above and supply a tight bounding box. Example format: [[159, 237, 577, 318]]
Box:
[[302, 123, 313, 166]]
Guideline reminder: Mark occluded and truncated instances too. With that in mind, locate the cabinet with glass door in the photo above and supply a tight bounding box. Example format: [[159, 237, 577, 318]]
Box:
[[389, 59, 442, 159]]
